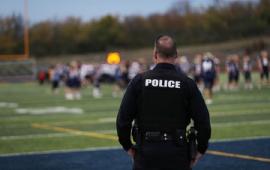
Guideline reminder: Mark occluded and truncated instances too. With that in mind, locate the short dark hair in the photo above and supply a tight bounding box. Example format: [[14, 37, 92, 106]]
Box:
[[154, 35, 177, 58]]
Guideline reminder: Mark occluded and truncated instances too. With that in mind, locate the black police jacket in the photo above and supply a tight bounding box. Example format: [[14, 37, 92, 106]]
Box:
[[116, 63, 211, 154]]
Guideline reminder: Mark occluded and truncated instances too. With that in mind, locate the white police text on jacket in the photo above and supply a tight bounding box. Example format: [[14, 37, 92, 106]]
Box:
[[145, 79, 181, 88]]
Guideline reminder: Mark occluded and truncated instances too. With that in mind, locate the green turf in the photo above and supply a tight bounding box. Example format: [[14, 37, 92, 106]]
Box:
[[0, 73, 270, 154]]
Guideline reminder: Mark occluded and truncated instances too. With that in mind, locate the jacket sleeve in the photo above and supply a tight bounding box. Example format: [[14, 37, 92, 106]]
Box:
[[187, 78, 211, 154], [116, 74, 141, 151]]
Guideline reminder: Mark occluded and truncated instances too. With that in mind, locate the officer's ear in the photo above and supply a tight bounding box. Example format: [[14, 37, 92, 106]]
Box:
[[153, 49, 158, 63]]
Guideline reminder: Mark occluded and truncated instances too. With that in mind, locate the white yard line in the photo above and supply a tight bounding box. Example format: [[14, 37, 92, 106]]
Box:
[[211, 109, 270, 116], [212, 119, 270, 127], [48, 117, 116, 126], [0, 133, 74, 140], [0, 130, 116, 141], [210, 136, 270, 143], [0, 146, 121, 157], [0, 102, 18, 108], [15, 106, 84, 115]]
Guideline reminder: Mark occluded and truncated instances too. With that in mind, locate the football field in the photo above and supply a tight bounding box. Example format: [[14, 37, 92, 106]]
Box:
[[0, 74, 270, 169]]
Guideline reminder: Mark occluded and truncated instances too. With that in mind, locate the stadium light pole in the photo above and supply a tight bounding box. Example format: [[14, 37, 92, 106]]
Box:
[[24, 0, 30, 59]]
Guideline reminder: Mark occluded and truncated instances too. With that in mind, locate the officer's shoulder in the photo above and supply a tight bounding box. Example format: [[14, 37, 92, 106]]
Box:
[[184, 75, 197, 87], [135, 70, 153, 79]]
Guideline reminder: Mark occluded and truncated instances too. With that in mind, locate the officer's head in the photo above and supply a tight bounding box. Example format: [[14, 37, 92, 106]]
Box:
[[153, 35, 178, 64]]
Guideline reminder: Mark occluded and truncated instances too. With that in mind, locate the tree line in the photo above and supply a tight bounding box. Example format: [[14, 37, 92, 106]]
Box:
[[0, 0, 270, 57]]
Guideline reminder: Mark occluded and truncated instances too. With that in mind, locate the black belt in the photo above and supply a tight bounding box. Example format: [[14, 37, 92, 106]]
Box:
[[145, 131, 172, 142], [144, 130, 185, 142]]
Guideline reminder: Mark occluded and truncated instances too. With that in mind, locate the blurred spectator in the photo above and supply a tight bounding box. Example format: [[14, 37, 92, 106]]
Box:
[[80, 63, 95, 86], [213, 56, 221, 92], [201, 52, 216, 104], [92, 63, 119, 98], [128, 60, 141, 80], [37, 69, 46, 85], [112, 61, 130, 98], [192, 54, 203, 91], [226, 55, 240, 90], [257, 50, 269, 86], [177, 56, 190, 75], [242, 54, 253, 90], [138, 58, 148, 73], [65, 60, 81, 100], [51, 64, 63, 94]]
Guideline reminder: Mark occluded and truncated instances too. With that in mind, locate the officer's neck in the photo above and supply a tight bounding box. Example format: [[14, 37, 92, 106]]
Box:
[[155, 56, 176, 65]]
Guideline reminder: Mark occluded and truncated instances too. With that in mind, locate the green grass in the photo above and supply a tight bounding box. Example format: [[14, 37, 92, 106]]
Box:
[[0, 74, 270, 155]]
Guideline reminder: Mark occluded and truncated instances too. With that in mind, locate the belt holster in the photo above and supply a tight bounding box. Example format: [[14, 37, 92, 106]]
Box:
[[187, 127, 197, 160]]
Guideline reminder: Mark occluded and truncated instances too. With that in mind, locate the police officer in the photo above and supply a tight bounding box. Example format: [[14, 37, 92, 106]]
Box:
[[116, 35, 211, 170]]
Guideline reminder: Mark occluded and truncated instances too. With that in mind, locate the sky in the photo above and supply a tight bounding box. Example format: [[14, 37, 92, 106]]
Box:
[[0, 0, 256, 24]]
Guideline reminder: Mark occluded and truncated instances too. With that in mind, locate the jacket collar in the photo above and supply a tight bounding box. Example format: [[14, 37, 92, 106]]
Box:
[[154, 63, 177, 71]]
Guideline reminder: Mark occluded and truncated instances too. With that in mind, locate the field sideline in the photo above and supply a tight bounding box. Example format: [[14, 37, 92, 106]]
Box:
[[0, 73, 270, 155]]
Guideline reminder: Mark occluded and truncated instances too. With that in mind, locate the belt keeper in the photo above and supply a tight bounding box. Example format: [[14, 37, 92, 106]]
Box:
[[164, 133, 168, 141]]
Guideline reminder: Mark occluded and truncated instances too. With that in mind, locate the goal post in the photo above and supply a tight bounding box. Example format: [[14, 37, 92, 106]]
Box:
[[0, 0, 34, 82]]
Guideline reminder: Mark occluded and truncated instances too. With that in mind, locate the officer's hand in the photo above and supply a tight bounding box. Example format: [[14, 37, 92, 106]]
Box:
[[127, 148, 135, 158], [190, 152, 203, 168]]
